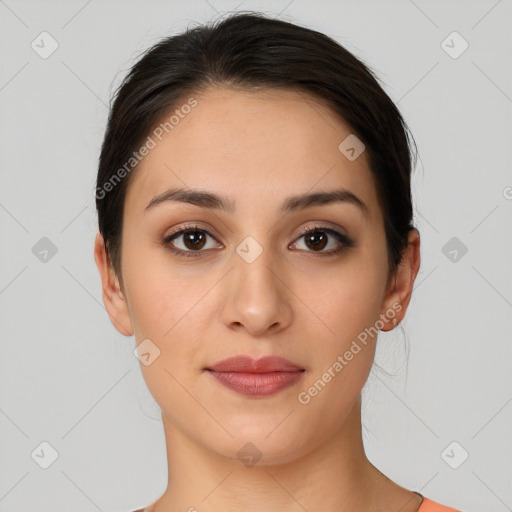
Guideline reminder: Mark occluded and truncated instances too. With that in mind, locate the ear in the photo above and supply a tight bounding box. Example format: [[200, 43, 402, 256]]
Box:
[[93, 231, 134, 336], [379, 228, 421, 332]]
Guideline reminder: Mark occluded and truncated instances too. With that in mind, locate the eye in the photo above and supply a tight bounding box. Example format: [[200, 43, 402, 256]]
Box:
[[163, 223, 354, 258], [290, 225, 354, 255], [163, 224, 221, 257]]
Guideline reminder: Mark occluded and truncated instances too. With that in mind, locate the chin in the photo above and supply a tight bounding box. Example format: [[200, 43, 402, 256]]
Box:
[[202, 421, 314, 467]]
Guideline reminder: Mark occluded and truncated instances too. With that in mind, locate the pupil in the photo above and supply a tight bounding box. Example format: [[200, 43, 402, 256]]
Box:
[[307, 232, 327, 250], [185, 231, 205, 250]]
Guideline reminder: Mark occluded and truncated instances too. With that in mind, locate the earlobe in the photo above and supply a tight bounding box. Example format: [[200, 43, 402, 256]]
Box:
[[379, 229, 421, 332], [93, 231, 134, 337]]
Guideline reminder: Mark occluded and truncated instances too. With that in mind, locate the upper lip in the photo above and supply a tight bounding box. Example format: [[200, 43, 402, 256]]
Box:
[[206, 355, 304, 373]]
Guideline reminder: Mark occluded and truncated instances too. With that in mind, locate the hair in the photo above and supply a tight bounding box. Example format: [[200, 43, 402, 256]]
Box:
[[96, 11, 418, 283]]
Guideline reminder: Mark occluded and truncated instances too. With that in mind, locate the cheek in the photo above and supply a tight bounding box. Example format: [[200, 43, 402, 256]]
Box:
[[124, 255, 213, 420], [293, 270, 382, 421], [303, 286, 380, 393], [296, 259, 385, 342], [123, 247, 222, 390], [290, 250, 387, 393], [122, 240, 204, 338]]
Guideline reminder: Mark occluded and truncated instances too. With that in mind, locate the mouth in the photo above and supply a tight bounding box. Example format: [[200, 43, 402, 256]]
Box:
[[204, 355, 305, 397]]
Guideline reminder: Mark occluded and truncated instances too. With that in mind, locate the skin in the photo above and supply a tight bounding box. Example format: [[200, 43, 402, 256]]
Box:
[[94, 87, 421, 512]]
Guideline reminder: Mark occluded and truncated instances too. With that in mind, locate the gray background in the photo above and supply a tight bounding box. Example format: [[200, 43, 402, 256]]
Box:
[[1, 0, 511, 510]]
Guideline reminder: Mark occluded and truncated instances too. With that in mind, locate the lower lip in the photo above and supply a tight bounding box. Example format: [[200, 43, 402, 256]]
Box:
[[207, 370, 304, 397]]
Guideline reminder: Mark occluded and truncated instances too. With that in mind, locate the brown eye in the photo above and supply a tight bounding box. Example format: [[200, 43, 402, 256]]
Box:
[[304, 231, 328, 251], [163, 225, 220, 257], [181, 230, 207, 250], [291, 226, 354, 255]]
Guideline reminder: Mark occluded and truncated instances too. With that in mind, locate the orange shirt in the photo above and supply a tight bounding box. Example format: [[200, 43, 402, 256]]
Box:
[[132, 496, 462, 512], [418, 497, 462, 511]]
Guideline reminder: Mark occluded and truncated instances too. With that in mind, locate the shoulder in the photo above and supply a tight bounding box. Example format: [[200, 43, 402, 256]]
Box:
[[131, 499, 158, 512], [419, 497, 463, 511]]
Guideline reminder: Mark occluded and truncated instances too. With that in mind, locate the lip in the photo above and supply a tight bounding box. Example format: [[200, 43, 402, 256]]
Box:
[[205, 356, 305, 397], [207, 355, 304, 373]]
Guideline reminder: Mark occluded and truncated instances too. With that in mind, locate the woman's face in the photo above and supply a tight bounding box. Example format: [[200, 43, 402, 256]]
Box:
[[96, 87, 415, 464]]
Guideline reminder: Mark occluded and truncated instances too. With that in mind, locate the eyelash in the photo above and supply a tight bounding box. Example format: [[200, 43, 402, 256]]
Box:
[[162, 223, 354, 258]]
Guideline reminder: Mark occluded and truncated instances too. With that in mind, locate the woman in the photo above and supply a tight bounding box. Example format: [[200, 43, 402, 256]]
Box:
[[94, 12, 462, 512]]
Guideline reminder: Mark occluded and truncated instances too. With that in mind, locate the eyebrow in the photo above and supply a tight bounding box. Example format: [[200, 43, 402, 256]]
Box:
[[144, 187, 369, 218]]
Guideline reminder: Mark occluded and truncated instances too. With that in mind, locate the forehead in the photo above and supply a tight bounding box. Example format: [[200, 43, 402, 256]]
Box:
[[124, 87, 380, 221]]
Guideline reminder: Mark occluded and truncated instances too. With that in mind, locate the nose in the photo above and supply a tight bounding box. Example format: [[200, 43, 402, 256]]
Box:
[[220, 243, 293, 337]]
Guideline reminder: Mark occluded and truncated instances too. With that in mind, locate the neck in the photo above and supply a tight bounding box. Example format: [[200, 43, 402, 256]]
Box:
[[151, 396, 389, 512]]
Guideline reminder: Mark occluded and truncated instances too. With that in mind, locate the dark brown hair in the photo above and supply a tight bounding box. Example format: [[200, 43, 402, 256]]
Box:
[[96, 11, 417, 280]]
